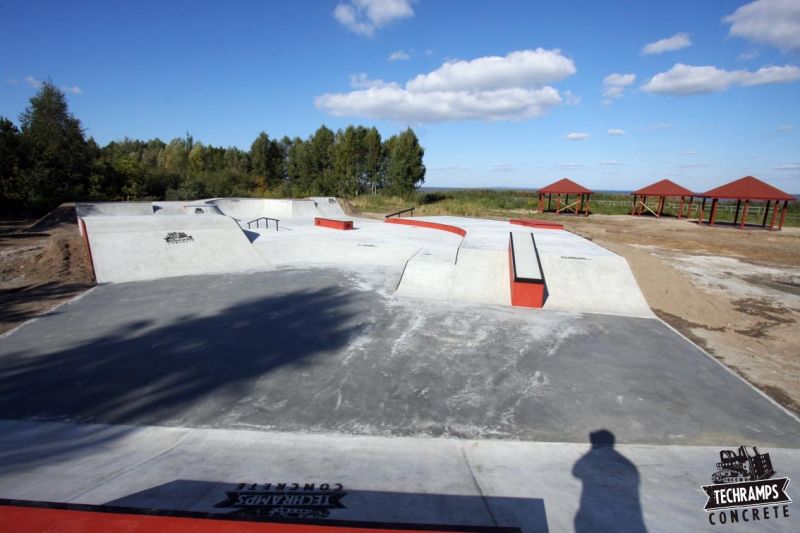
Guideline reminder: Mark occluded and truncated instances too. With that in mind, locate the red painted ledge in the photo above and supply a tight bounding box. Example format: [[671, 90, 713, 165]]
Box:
[[384, 218, 466, 237], [315, 218, 354, 230], [509, 219, 563, 230]]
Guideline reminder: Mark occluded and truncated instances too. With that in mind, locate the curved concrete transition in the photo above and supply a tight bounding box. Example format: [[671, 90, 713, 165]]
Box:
[[4, 197, 800, 531]]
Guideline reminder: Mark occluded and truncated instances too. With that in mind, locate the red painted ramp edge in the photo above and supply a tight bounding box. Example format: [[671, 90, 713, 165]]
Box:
[[384, 218, 466, 237], [509, 219, 563, 230], [0, 499, 519, 533]]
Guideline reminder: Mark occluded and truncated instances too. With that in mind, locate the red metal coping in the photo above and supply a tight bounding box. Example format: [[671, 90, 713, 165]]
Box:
[[509, 219, 564, 230], [699, 176, 794, 201], [631, 179, 694, 197], [537, 178, 593, 195], [384, 218, 466, 237]]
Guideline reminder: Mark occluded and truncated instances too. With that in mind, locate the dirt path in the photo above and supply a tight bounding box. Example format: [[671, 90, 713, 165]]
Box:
[[0, 205, 94, 335], [558, 215, 800, 415]]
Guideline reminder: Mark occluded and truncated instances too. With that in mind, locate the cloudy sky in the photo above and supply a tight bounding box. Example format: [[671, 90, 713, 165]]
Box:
[[2, 0, 799, 191]]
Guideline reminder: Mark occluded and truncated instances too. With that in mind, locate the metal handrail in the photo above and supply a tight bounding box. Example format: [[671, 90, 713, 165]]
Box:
[[385, 207, 415, 219], [247, 217, 280, 230]]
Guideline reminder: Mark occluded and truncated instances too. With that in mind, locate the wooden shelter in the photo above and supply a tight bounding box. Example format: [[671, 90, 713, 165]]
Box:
[[537, 178, 592, 216], [630, 179, 695, 218], [698, 176, 794, 230]]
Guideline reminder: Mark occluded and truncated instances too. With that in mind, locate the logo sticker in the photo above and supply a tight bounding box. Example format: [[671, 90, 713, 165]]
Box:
[[215, 482, 346, 519], [164, 232, 194, 244], [701, 446, 792, 526]]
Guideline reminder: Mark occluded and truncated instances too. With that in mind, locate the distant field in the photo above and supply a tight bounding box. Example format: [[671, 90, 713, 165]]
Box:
[[349, 189, 800, 227]]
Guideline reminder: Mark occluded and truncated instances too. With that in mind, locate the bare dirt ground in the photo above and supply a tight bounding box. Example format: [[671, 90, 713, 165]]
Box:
[[557, 214, 800, 415], [0, 204, 94, 335]]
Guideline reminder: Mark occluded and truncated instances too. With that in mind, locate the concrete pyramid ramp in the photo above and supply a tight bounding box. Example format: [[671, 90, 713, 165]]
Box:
[[310, 197, 345, 217], [83, 215, 266, 283]]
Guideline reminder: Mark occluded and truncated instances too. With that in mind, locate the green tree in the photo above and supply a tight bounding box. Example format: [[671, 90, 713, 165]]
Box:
[[0, 117, 23, 206], [384, 128, 425, 197], [250, 132, 285, 190], [363, 127, 384, 195], [17, 81, 91, 209]]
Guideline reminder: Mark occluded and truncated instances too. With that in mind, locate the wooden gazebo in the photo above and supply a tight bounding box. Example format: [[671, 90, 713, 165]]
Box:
[[630, 179, 695, 219], [537, 178, 592, 216], [698, 176, 794, 230]]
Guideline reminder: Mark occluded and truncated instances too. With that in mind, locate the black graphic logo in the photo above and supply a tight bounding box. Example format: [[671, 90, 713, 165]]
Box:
[[164, 232, 194, 244], [702, 446, 792, 526], [215, 482, 346, 519]]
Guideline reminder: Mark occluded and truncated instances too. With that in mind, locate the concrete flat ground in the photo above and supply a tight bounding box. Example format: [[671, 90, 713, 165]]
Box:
[[1, 267, 798, 447]]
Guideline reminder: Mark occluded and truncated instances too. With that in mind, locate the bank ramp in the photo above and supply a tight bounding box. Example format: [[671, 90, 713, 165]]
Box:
[[82, 215, 266, 283]]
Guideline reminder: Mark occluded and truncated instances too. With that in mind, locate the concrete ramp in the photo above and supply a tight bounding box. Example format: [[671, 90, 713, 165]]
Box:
[[208, 198, 329, 221], [310, 197, 345, 217], [82, 215, 266, 283], [76, 202, 153, 217], [540, 254, 653, 317]]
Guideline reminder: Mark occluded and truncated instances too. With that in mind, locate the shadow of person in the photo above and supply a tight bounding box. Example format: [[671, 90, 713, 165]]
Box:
[[572, 429, 647, 532]]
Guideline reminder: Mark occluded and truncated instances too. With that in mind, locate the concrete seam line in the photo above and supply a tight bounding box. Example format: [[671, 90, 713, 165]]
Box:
[[0, 287, 97, 339], [656, 316, 800, 425], [459, 444, 498, 526], [66, 430, 193, 503], [395, 248, 423, 292]]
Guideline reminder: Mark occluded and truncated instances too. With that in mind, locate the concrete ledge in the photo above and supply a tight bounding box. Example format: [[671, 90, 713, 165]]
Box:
[[314, 218, 354, 230], [508, 232, 545, 308], [385, 218, 466, 237]]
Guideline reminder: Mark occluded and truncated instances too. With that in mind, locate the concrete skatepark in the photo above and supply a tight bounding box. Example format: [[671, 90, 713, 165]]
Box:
[[2, 198, 799, 531]]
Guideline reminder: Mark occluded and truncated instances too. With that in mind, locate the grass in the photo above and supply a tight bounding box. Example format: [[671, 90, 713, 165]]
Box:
[[347, 189, 800, 227]]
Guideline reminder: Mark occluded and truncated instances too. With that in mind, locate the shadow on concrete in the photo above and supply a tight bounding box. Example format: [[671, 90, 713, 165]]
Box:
[[0, 282, 91, 331], [104, 479, 545, 531], [572, 429, 646, 532], [0, 286, 360, 472]]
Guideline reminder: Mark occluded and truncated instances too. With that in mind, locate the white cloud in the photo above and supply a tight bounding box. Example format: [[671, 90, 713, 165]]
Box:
[[681, 149, 697, 155], [778, 124, 794, 131], [774, 163, 800, 170], [563, 90, 581, 105], [641, 63, 800, 95], [602, 73, 635, 104], [599, 160, 621, 166], [316, 48, 576, 122], [333, 0, 414, 37], [388, 50, 410, 61], [641, 33, 692, 55], [62, 85, 82, 95], [25, 76, 42, 89], [406, 49, 575, 92], [738, 50, 760, 61], [607, 128, 625, 136], [724, 0, 800, 53], [563, 132, 590, 141]]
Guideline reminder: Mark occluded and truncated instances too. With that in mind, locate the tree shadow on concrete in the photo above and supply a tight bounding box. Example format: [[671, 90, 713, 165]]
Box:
[[0, 286, 361, 474], [0, 282, 91, 331], [572, 429, 646, 532]]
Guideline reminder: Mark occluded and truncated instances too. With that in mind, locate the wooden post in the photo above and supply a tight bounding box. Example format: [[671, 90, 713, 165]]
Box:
[[770, 200, 780, 230], [565, 194, 569, 213], [709, 198, 719, 225], [699, 197, 706, 224], [584, 195, 590, 216], [687, 196, 694, 219], [762, 201, 771, 227], [556, 194, 561, 214], [678, 196, 685, 219], [548, 194, 552, 212], [733, 199, 741, 225], [538, 193, 543, 214], [631, 195, 637, 215], [657, 196, 665, 217], [779, 200, 788, 229], [739, 199, 749, 229]]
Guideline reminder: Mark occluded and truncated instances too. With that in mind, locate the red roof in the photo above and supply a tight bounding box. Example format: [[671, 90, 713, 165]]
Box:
[[701, 176, 794, 201], [538, 178, 593, 195], [632, 179, 694, 197]]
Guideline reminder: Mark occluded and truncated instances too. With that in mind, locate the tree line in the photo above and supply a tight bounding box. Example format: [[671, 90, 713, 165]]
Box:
[[0, 82, 426, 214]]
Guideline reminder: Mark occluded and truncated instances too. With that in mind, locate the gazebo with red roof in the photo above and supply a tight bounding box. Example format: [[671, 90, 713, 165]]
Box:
[[630, 179, 696, 219], [698, 176, 794, 230], [537, 178, 592, 216]]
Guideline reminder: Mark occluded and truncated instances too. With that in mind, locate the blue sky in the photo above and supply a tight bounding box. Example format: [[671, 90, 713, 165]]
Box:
[[1, 0, 799, 192]]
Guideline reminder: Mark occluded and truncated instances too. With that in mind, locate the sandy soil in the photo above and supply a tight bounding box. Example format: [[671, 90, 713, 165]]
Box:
[[0, 205, 94, 335], [557, 215, 800, 415]]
